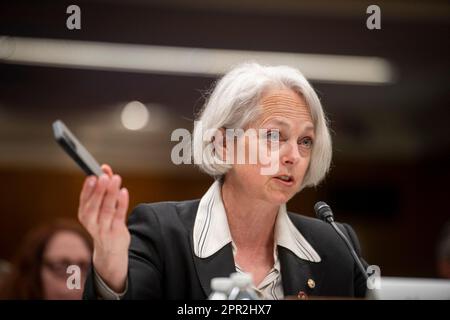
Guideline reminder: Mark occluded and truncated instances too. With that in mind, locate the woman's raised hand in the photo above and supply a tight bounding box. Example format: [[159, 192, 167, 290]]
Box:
[[78, 164, 130, 292]]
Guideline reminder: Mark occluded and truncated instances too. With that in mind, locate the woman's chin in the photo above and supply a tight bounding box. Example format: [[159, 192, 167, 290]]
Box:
[[267, 191, 292, 205]]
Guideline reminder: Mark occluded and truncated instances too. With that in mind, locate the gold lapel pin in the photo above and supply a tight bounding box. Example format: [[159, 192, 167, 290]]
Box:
[[297, 291, 308, 300], [307, 278, 316, 289]]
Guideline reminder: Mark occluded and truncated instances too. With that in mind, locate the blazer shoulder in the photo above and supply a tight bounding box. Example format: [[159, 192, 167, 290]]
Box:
[[128, 199, 200, 230], [287, 212, 329, 234], [286, 211, 359, 250]]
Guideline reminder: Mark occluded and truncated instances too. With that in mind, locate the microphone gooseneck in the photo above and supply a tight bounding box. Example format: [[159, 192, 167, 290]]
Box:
[[314, 201, 368, 280]]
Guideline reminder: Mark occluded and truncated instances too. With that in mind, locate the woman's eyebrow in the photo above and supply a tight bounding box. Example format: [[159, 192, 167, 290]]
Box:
[[264, 119, 315, 133], [303, 124, 315, 132], [263, 118, 290, 128]]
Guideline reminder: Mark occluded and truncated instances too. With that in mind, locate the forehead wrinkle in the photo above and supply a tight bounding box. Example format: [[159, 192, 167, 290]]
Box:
[[260, 93, 311, 113], [253, 89, 314, 128], [259, 103, 313, 125], [258, 116, 315, 135], [261, 104, 311, 118], [260, 94, 306, 106]]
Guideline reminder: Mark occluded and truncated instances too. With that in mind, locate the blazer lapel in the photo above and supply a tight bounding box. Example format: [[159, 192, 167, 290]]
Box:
[[179, 199, 236, 298], [278, 246, 324, 298], [190, 231, 236, 297]]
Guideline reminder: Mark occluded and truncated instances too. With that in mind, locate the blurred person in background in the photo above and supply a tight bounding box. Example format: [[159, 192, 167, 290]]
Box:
[[436, 221, 450, 279], [0, 259, 12, 289], [0, 220, 92, 299]]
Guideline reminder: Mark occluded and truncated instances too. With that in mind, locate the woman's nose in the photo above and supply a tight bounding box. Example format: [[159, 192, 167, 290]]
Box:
[[281, 140, 301, 166]]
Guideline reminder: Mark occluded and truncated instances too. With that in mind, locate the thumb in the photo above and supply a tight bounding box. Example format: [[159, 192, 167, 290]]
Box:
[[101, 164, 114, 178]]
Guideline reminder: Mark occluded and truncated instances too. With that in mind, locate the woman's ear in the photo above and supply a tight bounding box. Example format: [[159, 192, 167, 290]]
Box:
[[212, 128, 227, 162]]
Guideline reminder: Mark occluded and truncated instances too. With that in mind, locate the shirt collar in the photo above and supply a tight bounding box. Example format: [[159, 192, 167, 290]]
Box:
[[193, 180, 321, 263]]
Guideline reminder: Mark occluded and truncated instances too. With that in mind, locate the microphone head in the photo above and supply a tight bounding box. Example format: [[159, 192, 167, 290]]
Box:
[[314, 201, 334, 222]]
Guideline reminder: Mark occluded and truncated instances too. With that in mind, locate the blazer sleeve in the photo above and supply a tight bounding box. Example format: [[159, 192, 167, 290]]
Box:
[[83, 204, 165, 300], [341, 223, 369, 298]]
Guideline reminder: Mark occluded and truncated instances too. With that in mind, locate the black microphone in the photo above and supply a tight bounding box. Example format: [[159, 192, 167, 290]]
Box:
[[314, 201, 368, 280]]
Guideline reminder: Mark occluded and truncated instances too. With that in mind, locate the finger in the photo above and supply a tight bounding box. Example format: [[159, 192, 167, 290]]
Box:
[[112, 187, 129, 229], [82, 174, 110, 226], [98, 175, 122, 230], [78, 176, 98, 225], [101, 164, 114, 178], [79, 175, 97, 205]]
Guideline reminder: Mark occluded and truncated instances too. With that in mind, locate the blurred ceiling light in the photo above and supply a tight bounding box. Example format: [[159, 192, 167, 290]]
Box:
[[121, 101, 149, 130], [0, 36, 394, 84]]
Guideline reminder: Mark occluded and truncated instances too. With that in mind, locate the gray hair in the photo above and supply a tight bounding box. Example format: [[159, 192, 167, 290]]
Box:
[[192, 62, 332, 189]]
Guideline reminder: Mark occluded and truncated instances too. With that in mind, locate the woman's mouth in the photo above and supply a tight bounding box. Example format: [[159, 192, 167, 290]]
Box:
[[273, 175, 295, 186]]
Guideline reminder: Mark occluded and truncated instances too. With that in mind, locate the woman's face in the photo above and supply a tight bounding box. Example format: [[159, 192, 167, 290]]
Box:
[[40, 230, 91, 300], [226, 87, 314, 205]]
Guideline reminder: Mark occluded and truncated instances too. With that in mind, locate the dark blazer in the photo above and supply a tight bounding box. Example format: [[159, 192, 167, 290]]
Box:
[[84, 199, 369, 299]]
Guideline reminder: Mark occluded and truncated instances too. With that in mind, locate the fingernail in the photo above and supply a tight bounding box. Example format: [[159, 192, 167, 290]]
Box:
[[88, 177, 96, 187]]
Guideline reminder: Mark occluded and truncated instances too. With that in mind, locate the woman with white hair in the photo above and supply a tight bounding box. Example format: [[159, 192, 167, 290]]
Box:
[[79, 63, 368, 300]]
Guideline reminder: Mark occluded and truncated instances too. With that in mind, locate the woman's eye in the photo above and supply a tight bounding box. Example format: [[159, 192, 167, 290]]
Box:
[[266, 130, 280, 142], [299, 137, 313, 148]]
